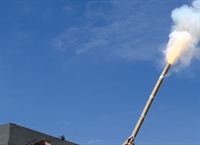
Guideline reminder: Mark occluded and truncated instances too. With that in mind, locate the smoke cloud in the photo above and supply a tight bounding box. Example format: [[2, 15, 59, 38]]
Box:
[[164, 0, 200, 67]]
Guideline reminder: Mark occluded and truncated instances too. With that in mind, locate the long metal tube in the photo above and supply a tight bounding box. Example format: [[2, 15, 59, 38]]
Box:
[[123, 63, 171, 145]]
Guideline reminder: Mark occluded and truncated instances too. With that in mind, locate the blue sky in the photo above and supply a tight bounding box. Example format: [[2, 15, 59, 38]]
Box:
[[0, 0, 199, 145]]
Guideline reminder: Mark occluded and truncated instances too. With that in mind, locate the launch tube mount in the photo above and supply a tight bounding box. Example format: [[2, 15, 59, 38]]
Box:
[[123, 63, 171, 145]]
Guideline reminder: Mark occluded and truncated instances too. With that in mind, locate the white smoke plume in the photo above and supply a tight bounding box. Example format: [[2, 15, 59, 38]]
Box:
[[164, 0, 200, 69]]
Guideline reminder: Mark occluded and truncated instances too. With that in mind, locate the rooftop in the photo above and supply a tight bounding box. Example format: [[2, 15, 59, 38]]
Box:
[[0, 123, 78, 145]]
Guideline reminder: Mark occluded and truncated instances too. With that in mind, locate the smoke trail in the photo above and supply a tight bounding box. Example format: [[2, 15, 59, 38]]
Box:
[[164, 0, 200, 66]]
